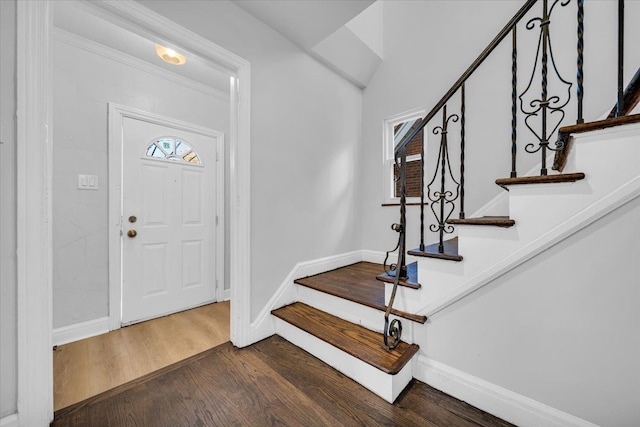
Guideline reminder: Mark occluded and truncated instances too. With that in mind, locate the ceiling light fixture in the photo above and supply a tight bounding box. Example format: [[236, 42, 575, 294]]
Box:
[[155, 44, 187, 65]]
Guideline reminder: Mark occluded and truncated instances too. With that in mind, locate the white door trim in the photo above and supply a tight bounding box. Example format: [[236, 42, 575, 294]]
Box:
[[17, 0, 251, 424], [89, 0, 252, 344], [108, 104, 225, 330], [16, 1, 53, 424]]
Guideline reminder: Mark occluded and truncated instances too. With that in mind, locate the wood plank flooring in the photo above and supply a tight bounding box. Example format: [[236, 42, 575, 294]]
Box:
[[52, 335, 514, 427], [53, 301, 230, 411]]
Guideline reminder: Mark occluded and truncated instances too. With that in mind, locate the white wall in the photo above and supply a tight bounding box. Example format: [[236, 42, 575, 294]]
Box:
[[0, 0, 18, 418], [359, 0, 640, 253], [52, 35, 230, 328], [137, 0, 364, 319], [420, 195, 640, 426]]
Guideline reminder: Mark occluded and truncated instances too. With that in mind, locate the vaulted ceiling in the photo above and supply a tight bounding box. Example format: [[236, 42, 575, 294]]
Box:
[[232, 0, 383, 88]]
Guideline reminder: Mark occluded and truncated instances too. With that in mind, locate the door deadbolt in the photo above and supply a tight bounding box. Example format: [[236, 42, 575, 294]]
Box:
[[127, 229, 137, 238], [128, 215, 137, 223]]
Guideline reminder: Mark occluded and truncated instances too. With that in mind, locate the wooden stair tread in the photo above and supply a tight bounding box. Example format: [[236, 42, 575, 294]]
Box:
[[554, 114, 640, 172], [495, 172, 585, 186], [408, 237, 463, 261], [272, 302, 419, 375], [447, 216, 515, 228], [376, 262, 421, 289], [294, 262, 427, 324], [560, 113, 640, 135]]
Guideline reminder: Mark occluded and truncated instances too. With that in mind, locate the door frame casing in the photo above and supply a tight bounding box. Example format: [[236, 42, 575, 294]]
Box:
[[108, 104, 225, 329], [16, 1, 53, 424], [16, 1, 251, 423], [88, 0, 252, 346]]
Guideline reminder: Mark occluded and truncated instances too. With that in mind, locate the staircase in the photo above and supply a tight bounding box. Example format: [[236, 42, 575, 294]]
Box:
[[271, 262, 424, 402], [269, 0, 639, 406]]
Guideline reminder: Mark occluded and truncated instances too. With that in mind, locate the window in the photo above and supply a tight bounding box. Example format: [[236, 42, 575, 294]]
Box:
[[383, 108, 425, 204], [145, 137, 200, 164]]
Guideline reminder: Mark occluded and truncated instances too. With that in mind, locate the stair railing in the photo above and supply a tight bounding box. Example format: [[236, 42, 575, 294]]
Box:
[[383, 0, 632, 349]]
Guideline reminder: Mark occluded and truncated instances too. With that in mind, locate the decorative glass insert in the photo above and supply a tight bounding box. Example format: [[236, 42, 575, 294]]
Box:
[[145, 137, 200, 164]]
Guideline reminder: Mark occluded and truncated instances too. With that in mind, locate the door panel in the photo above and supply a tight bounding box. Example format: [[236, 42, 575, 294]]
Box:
[[122, 117, 217, 325], [181, 169, 203, 225]]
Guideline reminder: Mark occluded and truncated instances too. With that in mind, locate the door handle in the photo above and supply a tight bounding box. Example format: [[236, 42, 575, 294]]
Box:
[[127, 229, 137, 238]]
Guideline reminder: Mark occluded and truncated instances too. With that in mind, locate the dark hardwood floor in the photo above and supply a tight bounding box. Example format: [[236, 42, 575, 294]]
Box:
[[52, 335, 513, 427]]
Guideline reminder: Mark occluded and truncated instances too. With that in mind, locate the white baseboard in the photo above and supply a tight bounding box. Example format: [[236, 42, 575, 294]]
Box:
[[0, 414, 18, 427], [361, 249, 395, 265], [247, 250, 364, 344], [53, 316, 110, 346], [223, 288, 230, 301], [416, 356, 598, 427]]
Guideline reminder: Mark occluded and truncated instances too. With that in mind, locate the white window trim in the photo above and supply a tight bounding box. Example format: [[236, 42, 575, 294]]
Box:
[[382, 107, 426, 205]]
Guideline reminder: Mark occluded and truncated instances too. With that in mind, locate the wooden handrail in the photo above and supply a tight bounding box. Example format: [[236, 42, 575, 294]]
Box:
[[394, 0, 538, 156]]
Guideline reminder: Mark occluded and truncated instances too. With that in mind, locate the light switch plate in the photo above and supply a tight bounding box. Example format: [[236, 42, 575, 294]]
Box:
[[78, 174, 99, 190]]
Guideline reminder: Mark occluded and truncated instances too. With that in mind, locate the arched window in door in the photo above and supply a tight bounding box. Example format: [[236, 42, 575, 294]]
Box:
[[145, 137, 200, 164]]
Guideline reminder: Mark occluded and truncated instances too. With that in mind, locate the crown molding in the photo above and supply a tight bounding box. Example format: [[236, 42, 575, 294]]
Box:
[[51, 27, 229, 101]]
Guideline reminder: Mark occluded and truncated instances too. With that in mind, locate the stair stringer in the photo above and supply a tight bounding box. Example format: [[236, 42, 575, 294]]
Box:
[[245, 251, 364, 345], [262, 247, 417, 341], [384, 123, 640, 315]]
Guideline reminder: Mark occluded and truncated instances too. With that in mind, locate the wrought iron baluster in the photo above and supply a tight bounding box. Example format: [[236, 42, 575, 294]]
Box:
[[540, 0, 549, 175], [427, 105, 460, 254], [577, 0, 584, 124], [519, 0, 572, 175], [438, 108, 447, 252], [511, 26, 518, 177], [617, 0, 625, 117], [383, 146, 407, 350], [420, 126, 425, 251], [459, 83, 466, 219]]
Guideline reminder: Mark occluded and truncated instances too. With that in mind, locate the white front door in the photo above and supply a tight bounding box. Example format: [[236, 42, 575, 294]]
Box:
[[121, 117, 218, 325]]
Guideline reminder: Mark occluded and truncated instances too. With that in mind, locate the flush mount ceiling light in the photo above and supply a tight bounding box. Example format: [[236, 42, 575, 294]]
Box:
[[155, 44, 187, 65]]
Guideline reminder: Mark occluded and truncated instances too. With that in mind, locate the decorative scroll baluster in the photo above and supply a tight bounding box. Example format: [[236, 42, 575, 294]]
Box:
[[616, 0, 625, 117], [427, 105, 460, 254], [577, 0, 584, 124], [511, 26, 518, 177], [459, 83, 466, 219], [519, 0, 572, 176], [382, 146, 407, 350]]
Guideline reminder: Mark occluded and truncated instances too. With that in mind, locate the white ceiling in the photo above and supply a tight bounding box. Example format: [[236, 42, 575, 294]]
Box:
[[233, 0, 375, 49], [52, 1, 231, 94], [232, 0, 382, 88]]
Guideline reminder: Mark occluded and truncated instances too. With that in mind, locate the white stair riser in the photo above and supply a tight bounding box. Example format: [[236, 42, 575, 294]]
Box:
[[386, 267, 460, 313], [273, 317, 414, 403], [298, 284, 415, 343]]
